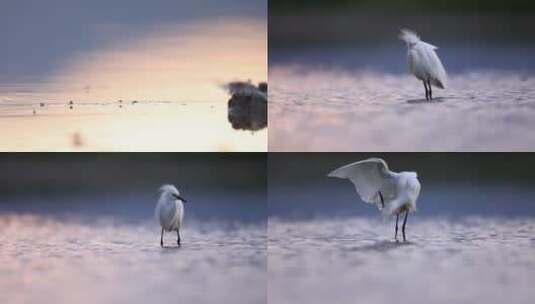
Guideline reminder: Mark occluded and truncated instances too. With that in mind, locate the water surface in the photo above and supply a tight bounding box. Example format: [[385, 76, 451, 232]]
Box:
[[269, 47, 535, 151], [0, 188, 267, 304], [0, 215, 266, 304], [0, 100, 266, 151], [269, 217, 535, 304]]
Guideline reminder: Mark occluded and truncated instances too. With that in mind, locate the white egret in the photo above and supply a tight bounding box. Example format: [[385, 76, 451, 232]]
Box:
[[328, 158, 421, 241], [156, 184, 188, 247], [399, 28, 447, 100]]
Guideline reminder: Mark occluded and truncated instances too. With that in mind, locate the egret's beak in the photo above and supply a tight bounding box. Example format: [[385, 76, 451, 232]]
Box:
[[172, 193, 187, 203]]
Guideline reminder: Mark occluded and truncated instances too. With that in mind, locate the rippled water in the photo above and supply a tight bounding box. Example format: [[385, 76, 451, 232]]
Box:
[[269, 60, 535, 151], [269, 217, 535, 304], [0, 215, 266, 304]]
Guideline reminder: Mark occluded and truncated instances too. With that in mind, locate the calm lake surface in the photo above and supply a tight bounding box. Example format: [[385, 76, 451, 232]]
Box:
[[0, 100, 266, 151], [269, 46, 535, 151]]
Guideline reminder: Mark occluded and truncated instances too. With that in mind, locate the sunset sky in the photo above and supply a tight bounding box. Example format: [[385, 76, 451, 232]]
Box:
[[0, 0, 266, 102]]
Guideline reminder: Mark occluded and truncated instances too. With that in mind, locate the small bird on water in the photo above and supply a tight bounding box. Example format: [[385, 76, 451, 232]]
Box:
[[155, 184, 188, 247], [399, 29, 447, 101], [328, 158, 421, 242]]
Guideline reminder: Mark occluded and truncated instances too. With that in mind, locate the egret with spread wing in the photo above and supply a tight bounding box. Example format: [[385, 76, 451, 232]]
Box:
[[328, 158, 421, 241], [399, 28, 448, 101]]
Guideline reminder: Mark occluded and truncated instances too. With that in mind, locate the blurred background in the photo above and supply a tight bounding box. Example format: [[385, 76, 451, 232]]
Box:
[[270, 0, 535, 72], [269, 153, 535, 219], [1, 0, 266, 99], [0, 153, 266, 224]]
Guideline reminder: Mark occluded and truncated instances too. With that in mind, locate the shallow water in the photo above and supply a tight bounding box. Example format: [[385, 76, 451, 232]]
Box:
[[0, 215, 266, 304], [269, 48, 535, 151], [269, 217, 535, 304], [0, 100, 266, 151]]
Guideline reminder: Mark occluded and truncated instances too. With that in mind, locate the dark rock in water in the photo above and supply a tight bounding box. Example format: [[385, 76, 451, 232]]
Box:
[[224, 80, 267, 131], [258, 82, 267, 93], [226, 81, 256, 95], [228, 89, 267, 131], [225, 81, 268, 97]]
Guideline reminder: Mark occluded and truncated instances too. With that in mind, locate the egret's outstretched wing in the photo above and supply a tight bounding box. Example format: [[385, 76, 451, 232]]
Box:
[[328, 158, 396, 209]]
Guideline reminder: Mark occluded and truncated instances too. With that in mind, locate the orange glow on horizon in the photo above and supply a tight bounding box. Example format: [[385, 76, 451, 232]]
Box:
[[42, 17, 267, 103]]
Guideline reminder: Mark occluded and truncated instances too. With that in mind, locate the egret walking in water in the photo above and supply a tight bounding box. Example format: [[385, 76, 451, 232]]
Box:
[[156, 184, 188, 247], [399, 29, 447, 101], [328, 158, 421, 241]]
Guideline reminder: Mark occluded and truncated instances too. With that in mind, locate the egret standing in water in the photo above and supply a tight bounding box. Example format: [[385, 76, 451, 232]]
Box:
[[156, 184, 188, 247], [399, 29, 447, 101], [328, 158, 421, 241]]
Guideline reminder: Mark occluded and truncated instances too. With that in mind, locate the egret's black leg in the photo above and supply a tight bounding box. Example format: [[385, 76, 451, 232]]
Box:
[[160, 228, 164, 247], [378, 191, 385, 209], [423, 81, 429, 100], [427, 80, 433, 100], [177, 229, 181, 246], [395, 214, 399, 241], [402, 211, 409, 242]]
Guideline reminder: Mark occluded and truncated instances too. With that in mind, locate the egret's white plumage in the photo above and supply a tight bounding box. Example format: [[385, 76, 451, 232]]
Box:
[[156, 184, 187, 247], [328, 158, 421, 241], [399, 29, 447, 100]]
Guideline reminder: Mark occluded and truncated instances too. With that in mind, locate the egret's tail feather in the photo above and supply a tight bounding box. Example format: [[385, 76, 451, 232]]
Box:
[[432, 79, 446, 89], [430, 64, 448, 89], [399, 28, 420, 44]]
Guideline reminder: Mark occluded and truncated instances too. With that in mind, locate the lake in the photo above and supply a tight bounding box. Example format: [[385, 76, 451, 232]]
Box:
[[1, 1, 267, 151], [269, 216, 535, 304], [0, 192, 266, 304], [0, 100, 266, 151], [269, 46, 535, 151]]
